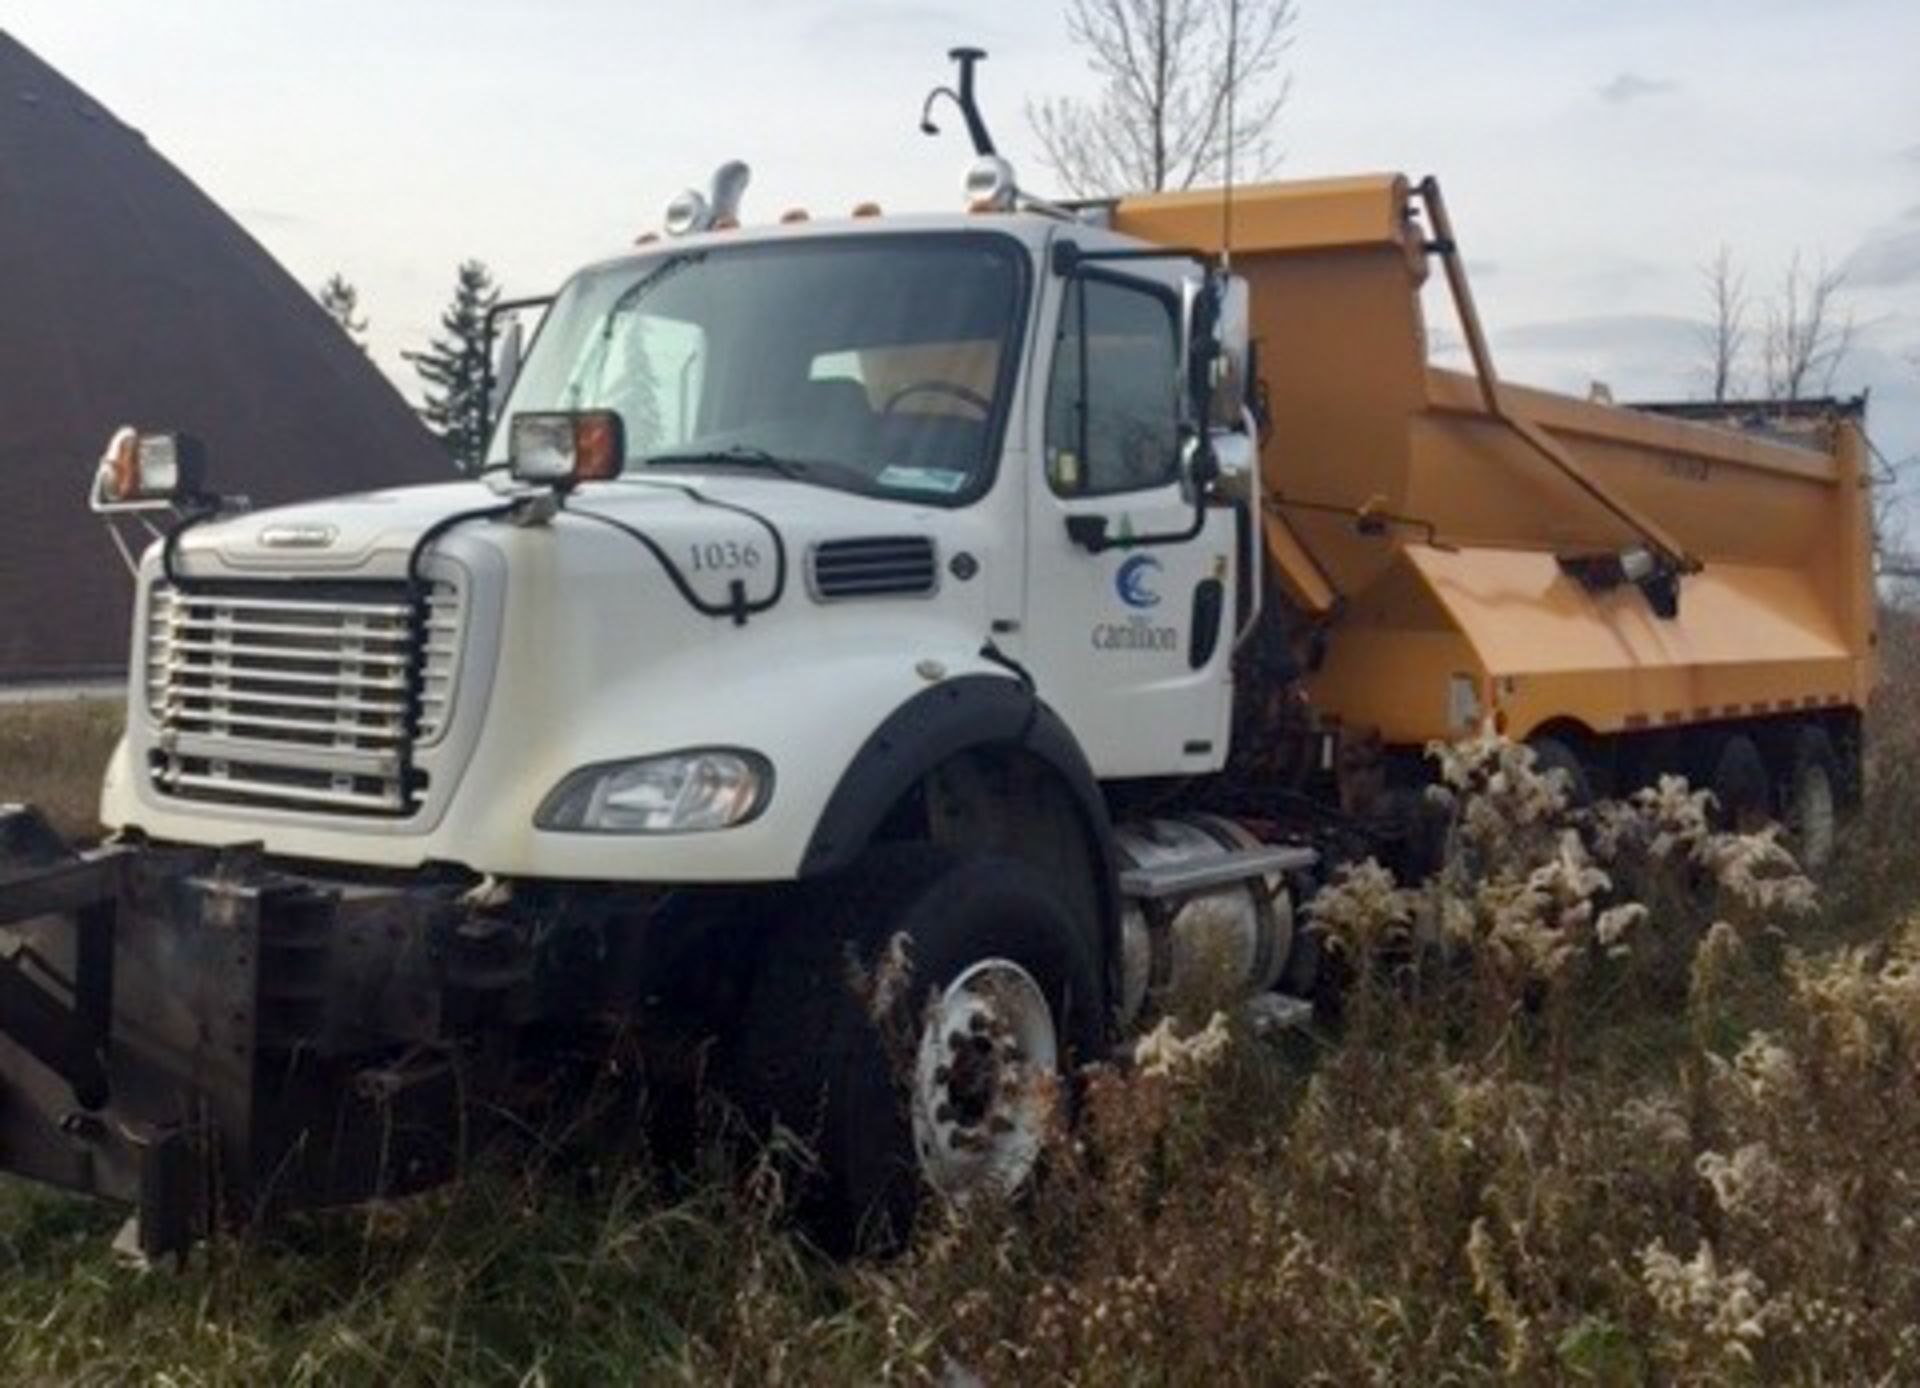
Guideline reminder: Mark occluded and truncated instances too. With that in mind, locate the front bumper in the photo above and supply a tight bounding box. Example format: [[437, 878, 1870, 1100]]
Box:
[[0, 808, 530, 1258]]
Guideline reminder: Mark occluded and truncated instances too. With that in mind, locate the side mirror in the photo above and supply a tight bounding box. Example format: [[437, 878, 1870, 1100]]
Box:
[[1181, 270, 1254, 507], [89, 427, 208, 514], [1180, 271, 1218, 430], [1176, 430, 1214, 505], [1182, 271, 1250, 427], [1207, 277, 1251, 428], [490, 317, 525, 425], [508, 411, 626, 490], [1210, 433, 1258, 506]]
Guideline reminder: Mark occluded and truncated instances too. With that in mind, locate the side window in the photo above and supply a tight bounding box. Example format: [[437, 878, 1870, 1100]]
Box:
[[1044, 275, 1180, 496]]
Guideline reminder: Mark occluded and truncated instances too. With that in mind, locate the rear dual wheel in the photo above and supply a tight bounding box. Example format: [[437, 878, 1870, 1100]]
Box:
[[1709, 727, 1838, 872], [1528, 735, 1594, 807], [1708, 734, 1772, 834], [1783, 726, 1839, 873], [730, 845, 1104, 1253]]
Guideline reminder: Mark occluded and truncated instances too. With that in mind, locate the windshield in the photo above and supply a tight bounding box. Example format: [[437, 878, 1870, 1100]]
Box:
[[488, 234, 1029, 502]]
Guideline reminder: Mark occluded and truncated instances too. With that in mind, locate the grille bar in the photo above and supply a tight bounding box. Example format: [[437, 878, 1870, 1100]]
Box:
[[167, 686, 413, 717], [164, 639, 414, 668], [162, 731, 403, 778], [166, 665, 412, 693], [156, 769, 413, 815], [145, 578, 464, 816], [167, 710, 408, 743]]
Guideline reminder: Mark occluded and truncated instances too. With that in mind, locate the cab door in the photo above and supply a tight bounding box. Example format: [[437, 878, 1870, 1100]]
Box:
[[1017, 257, 1238, 779]]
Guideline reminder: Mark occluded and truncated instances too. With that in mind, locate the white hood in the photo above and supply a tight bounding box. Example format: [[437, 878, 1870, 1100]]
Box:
[[170, 472, 943, 582]]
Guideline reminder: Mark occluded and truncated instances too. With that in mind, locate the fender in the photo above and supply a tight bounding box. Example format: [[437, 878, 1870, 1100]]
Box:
[[800, 674, 1121, 955]]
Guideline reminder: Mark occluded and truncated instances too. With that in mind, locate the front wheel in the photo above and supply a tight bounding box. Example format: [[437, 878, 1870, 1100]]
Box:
[[730, 845, 1105, 1253]]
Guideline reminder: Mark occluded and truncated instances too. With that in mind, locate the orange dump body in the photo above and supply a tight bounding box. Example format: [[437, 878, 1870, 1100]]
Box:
[[1112, 175, 1876, 748]]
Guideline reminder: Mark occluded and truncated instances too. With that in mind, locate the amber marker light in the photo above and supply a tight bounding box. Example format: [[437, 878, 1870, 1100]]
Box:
[[104, 425, 140, 502], [572, 411, 625, 482]]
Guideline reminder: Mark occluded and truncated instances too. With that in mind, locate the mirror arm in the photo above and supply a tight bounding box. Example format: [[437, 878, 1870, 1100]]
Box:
[[482, 293, 555, 422], [1064, 430, 1214, 554], [1063, 491, 1209, 555]]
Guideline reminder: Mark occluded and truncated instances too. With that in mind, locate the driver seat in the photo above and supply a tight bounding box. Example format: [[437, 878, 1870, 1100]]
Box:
[[793, 377, 876, 458]]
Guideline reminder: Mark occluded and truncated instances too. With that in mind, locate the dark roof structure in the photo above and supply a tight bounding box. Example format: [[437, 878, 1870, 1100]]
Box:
[[0, 31, 447, 681]]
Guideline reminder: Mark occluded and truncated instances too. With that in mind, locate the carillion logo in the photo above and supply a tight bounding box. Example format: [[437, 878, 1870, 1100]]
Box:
[[1115, 553, 1162, 609]]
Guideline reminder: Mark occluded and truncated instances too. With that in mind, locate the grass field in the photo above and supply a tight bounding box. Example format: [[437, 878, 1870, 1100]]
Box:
[[0, 627, 1916, 1384], [0, 697, 122, 840]]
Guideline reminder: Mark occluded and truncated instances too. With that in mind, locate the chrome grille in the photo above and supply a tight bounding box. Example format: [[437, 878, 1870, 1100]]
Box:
[[144, 579, 462, 816]]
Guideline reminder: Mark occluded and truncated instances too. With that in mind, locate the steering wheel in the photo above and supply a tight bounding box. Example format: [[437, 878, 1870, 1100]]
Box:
[[881, 380, 991, 416]]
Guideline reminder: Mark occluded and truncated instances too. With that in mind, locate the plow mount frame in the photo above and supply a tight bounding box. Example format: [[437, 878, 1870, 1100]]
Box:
[[0, 806, 532, 1259]]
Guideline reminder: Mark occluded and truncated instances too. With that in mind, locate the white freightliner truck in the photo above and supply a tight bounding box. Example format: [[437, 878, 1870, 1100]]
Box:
[[0, 50, 1873, 1256]]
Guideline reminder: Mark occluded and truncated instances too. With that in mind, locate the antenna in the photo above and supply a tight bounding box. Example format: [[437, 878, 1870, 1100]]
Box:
[[1221, 0, 1238, 270], [919, 47, 998, 156]]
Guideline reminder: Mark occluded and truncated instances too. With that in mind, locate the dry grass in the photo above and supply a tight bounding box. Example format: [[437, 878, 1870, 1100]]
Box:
[[0, 698, 123, 840], [0, 632, 1914, 1383]]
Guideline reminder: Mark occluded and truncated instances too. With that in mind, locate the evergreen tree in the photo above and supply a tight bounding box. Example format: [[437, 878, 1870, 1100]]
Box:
[[316, 272, 369, 350], [406, 260, 499, 473]]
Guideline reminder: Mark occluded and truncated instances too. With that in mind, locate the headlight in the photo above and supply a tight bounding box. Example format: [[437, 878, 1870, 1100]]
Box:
[[535, 749, 772, 834]]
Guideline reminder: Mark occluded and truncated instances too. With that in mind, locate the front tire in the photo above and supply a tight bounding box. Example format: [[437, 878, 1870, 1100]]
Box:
[[731, 845, 1105, 1253]]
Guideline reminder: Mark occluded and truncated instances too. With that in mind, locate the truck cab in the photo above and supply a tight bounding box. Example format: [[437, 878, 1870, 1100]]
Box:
[[101, 205, 1255, 879]]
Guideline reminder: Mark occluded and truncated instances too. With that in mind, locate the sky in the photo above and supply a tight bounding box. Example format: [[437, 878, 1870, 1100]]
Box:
[[7, 0, 1919, 532]]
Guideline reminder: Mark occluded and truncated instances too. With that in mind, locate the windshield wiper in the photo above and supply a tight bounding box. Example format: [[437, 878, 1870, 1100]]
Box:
[[643, 446, 883, 497], [642, 445, 812, 480]]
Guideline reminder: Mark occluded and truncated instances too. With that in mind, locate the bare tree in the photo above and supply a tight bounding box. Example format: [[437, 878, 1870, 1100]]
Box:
[[1699, 244, 1748, 402], [1028, 0, 1297, 198], [1761, 251, 1854, 401]]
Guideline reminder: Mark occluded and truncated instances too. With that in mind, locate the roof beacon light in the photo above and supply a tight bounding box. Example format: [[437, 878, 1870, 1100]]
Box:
[[664, 161, 751, 238], [664, 189, 711, 238], [965, 155, 1017, 213]]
